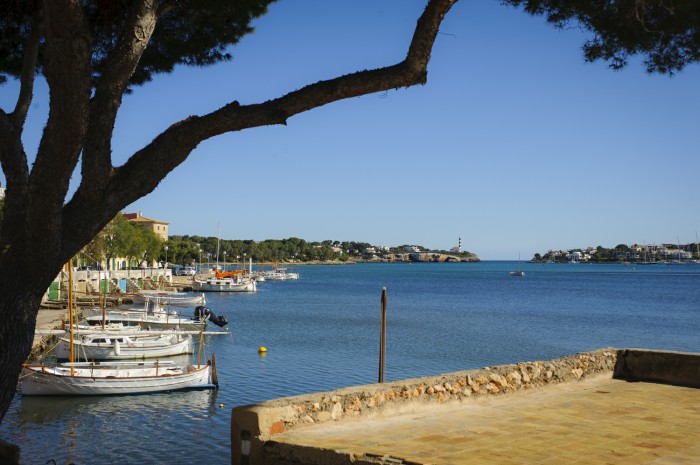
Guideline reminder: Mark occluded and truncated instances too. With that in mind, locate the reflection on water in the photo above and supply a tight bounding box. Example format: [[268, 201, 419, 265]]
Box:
[[10, 389, 221, 464], [16, 389, 219, 425]]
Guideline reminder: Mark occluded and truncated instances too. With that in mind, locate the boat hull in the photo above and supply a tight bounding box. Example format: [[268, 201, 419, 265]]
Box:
[[83, 310, 207, 331], [55, 334, 193, 360], [131, 292, 206, 307], [21, 363, 214, 396]]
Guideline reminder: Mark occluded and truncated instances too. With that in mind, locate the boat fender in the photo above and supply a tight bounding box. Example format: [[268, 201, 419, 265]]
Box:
[[114, 338, 121, 356]]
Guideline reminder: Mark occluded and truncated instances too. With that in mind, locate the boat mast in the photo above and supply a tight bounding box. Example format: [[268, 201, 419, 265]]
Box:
[[215, 224, 220, 271], [68, 261, 75, 376], [101, 266, 106, 330]]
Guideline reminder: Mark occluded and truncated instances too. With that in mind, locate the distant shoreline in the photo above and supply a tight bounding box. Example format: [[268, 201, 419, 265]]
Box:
[[212, 253, 479, 267], [528, 259, 697, 265]]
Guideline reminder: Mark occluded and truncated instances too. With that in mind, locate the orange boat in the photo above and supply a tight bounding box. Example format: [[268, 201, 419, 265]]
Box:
[[214, 269, 244, 279]]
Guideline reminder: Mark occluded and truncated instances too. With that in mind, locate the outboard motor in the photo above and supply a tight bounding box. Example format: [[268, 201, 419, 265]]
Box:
[[194, 305, 228, 328]]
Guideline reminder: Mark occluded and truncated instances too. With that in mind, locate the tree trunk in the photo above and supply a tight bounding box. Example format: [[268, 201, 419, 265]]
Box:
[[0, 268, 52, 423]]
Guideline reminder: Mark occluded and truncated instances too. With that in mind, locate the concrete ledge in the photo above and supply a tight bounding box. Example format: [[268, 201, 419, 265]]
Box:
[[231, 349, 618, 465], [613, 348, 700, 388]]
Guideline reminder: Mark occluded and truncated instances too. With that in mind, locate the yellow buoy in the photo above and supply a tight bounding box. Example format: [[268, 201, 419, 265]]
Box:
[[219, 404, 224, 409], [258, 346, 267, 353]]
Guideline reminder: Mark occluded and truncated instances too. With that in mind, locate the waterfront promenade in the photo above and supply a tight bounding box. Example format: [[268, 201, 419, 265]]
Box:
[[232, 349, 700, 465], [265, 375, 699, 464]]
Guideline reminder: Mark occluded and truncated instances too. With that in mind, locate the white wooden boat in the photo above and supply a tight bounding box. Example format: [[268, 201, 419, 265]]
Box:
[[192, 276, 257, 292], [264, 267, 300, 281], [82, 300, 228, 330], [83, 307, 206, 330], [56, 332, 193, 360], [23, 262, 220, 397], [131, 291, 206, 307], [21, 358, 217, 396]]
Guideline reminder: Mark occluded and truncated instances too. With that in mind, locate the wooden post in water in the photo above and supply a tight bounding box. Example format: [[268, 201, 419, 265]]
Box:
[[379, 287, 387, 383]]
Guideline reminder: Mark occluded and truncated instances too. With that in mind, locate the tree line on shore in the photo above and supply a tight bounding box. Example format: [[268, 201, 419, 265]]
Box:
[[76, 215, 475, 268]]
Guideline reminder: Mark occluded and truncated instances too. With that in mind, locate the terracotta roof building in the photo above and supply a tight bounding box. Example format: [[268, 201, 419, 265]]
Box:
[[123, 211, 169, 241]]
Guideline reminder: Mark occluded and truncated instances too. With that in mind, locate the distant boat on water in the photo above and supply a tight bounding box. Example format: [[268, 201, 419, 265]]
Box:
[[264, 266, 300, 281], [510, 254, 525, 277]]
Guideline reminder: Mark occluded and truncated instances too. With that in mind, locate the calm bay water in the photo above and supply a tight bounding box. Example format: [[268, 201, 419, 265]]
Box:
[[2, 261, 699, 464]]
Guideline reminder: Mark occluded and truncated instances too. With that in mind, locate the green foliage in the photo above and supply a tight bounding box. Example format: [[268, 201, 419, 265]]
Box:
[[81, 214, 165, 269], [171, 235, 346, 264], [167, 235, 474, 263], [100, 215, 134, 268], [503, 0, 700, 74], [0, 0, 276, 87]]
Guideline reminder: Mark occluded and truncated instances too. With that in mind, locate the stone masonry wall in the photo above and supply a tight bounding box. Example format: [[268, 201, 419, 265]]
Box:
[[231, 349, 618, 465]]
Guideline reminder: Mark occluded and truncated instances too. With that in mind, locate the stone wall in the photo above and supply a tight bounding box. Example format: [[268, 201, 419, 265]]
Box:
[[614, 348, 700, 388], [231, 349, 617, 465]]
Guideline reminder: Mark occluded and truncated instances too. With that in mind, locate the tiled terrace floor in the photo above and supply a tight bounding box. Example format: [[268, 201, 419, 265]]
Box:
[[272, 374, 700, 464]]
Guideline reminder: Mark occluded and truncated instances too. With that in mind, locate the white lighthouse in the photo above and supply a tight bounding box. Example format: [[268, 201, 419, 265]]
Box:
[[450, 236, 462, 253]]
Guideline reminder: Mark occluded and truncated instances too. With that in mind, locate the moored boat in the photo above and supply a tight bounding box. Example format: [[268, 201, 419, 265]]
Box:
[[82, 298, 228, 330], [192, 276, 257, 292], [56, 332, 193, 360], [264, 267, 300, 281], [131, 291, 206, 307], [21, 358, 217, 396]]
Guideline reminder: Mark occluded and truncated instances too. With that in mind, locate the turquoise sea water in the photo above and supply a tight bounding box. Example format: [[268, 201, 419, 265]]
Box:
[[2, 261, 699, 464]]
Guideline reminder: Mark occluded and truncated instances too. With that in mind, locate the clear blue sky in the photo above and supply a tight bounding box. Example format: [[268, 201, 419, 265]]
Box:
[[2, 0, 699, 260]]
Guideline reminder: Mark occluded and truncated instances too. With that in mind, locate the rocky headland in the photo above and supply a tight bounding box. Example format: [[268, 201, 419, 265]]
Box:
[[366, 252, 479, 263]]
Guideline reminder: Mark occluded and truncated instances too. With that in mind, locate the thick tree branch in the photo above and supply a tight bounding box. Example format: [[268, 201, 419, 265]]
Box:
[[11, 14, 42, 132], [82, 0, 159, 194], [101, 0, 458, 212], [0, 111, 30, 253], [0, 112, 28, 187]]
